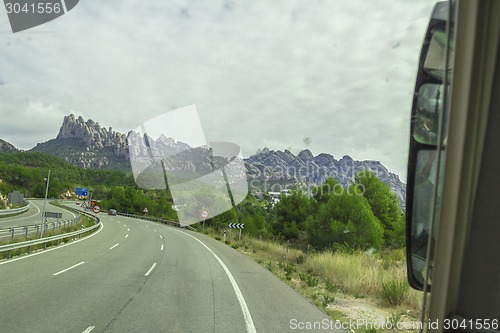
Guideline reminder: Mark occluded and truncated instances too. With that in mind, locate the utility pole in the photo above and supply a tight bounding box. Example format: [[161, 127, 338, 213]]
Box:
[[88, 192, 92, 211], [40, 170, 50, 238]]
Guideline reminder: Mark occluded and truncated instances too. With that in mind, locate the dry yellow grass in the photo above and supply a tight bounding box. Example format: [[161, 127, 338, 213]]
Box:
[[240, 237, 305, 262], [208, 230, 423, 314], [303, 249, 421, 310]]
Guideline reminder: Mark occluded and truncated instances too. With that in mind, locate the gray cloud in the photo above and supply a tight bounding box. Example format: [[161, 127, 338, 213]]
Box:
[[0, 0, 436, 179]]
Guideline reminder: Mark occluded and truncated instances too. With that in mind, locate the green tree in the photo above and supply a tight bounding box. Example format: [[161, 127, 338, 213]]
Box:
[[354, 171, 405, 247], [308, 185, 384, 250], [312, 177, 340, 205], [273, 188, 313, 240], [236, 196, 269, 237]]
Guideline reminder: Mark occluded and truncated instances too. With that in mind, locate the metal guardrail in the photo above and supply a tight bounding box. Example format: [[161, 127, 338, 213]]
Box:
[[0, 209, 100, 258], [0, 202, 30, 217], [116, 212, 196, 231], [0, 215, 82, 240]]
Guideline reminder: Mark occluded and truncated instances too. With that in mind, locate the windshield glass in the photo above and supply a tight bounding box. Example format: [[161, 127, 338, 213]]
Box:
[[0, 1, 437, 332]]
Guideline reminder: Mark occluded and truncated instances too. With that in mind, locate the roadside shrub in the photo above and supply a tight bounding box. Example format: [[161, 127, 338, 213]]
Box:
[[299, 273, 319, 287], [380, 279, 409, 305], [322, 294, 335, 308]]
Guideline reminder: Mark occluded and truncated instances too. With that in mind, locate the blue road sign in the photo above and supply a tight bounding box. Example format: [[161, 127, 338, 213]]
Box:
[[76, 187, 89, 196]]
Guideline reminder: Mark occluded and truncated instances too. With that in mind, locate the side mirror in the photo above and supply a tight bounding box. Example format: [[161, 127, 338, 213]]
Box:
[[406, 1, 454, 290]]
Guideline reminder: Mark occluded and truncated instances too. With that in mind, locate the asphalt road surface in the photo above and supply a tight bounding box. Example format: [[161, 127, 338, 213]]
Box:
[[0, 211, 342, 333], [0, 199, 78, 229]]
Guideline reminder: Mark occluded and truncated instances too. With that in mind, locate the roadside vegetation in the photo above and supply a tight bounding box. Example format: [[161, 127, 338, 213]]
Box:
[[205, 230, 422, 332], [192, 170, 422, 332], [0, 151, 177, 220], [0, 151, 421, 331]]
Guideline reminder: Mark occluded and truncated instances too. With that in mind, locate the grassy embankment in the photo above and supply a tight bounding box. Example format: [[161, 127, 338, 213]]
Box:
[[204, 228, 424, 332]]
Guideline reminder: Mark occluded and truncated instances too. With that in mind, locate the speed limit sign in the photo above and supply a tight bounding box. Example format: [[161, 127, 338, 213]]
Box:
[[201, 210, 209, 218], [92, 205, 101, 214]]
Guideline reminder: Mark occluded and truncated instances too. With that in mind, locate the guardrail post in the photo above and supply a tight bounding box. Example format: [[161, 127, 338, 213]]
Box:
[[10, 228, 14, 239], [52, 222, 55, 230], [0, 215, 100, 259], [35, 225, 39, 236], [24, 226, 28, 237]]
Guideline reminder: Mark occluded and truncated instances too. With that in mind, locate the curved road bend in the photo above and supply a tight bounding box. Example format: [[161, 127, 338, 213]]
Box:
[[0, 199, 77, 229], [0, 213, 342, 333]]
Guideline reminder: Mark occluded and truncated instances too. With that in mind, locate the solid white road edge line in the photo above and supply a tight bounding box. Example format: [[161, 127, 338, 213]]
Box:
[[4, 199, 41, 222], [53, 261, 85, 276], [145, 262, 157, 276], [0, 222, 104, 266], [174, 229, 257, 333], [82, 325, 95, 333]]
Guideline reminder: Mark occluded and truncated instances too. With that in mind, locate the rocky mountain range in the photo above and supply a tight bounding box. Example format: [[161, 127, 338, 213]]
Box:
[[8, 114, 406, 209], [0, 139, 18, 153], [30, 114, 130, 169], [245, 148, 406, 211]]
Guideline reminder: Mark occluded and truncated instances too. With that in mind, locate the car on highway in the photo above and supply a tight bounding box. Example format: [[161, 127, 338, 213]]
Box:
[[108, 209, 117, 216]]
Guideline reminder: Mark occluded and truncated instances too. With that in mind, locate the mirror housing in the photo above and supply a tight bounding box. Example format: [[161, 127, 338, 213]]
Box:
[[406, 1, 453, 291]]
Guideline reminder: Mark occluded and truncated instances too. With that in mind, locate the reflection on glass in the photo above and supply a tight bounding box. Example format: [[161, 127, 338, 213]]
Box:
[[411, 150, 442, 285], [413, 84, 442, 145], [424, 29, 454, 80]]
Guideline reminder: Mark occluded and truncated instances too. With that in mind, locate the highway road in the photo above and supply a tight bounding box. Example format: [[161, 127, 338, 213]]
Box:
[[0, 209, 341, 333], [0, 199, 78, 228]]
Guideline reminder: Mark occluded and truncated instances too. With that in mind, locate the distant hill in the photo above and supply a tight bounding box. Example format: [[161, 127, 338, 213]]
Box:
[[0, 139, 18, 152], [0, 151, 134, 198]]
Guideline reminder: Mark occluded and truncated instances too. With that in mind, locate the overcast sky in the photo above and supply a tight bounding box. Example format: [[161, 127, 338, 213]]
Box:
[[0, 0, 436, 179]]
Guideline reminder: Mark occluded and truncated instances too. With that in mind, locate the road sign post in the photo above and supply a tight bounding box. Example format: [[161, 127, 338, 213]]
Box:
[[201, 210, 209, 232], [40, 170, 50, 238], [228, 223, 244, 241]]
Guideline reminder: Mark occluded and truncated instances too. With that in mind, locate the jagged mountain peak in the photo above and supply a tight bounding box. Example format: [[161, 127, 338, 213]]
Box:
[[245, 149, 406, 211], [0, 138, 18, 152], [28, 114, 407, 210], [57, 114, 124, 143]]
